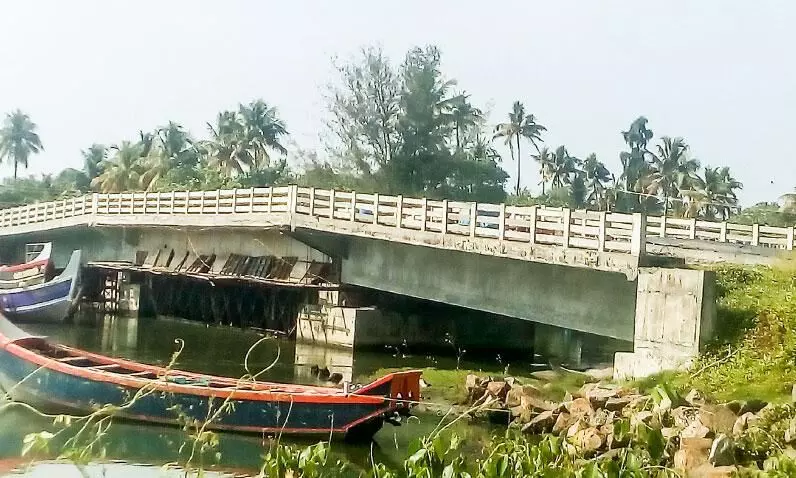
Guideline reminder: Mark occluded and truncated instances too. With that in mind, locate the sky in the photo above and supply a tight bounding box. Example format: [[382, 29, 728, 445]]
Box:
[[1, 0, 794, 206]]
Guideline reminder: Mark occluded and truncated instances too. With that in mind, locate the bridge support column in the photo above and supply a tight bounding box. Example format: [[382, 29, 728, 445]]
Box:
[[614, 268, 716, 380]]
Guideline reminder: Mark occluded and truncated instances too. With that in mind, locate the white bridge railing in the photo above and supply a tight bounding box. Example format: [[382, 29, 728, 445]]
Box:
[[0, 186, 793, 255]]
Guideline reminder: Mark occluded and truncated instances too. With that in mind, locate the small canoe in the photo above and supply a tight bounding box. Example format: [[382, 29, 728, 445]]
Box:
[[0, 250, 83, 323], [0, 317, 421, 440], [0, 243, 53, 290]]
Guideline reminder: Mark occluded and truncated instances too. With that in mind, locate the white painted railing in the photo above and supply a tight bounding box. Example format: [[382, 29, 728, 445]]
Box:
[[0, 186, 793, 255]]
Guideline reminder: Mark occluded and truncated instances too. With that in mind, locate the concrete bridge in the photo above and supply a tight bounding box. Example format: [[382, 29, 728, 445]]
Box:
[[0, 186, 793, 377]]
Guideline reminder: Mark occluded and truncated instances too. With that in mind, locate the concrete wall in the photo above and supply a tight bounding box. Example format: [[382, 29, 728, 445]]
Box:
[[614, 268, 716, 379], [339, 236, 638, 341], [0, 226, 328, 268]]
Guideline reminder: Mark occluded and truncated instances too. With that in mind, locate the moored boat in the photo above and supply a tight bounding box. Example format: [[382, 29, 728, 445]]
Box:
[[0, 316, 421, 440], [0, 250, 83, 323], [0, 243, 53, 290]]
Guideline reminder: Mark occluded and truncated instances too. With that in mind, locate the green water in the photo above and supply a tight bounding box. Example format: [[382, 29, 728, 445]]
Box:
[[0, 314, 513, 475]]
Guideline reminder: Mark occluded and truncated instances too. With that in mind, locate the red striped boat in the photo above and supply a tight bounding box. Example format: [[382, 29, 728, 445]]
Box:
[[0, 316, 421, 440], [0, 243, 53, 290]]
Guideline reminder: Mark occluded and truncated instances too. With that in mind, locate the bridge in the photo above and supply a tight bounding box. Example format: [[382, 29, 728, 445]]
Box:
[[0, 186, 792, 378]]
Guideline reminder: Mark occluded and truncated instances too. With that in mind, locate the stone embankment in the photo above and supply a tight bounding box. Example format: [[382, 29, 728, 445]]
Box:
[[466, 374, 793, 477]]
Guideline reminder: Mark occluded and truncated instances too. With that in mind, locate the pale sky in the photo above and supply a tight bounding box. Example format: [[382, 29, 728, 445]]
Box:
[[1, 0, 794, 206]]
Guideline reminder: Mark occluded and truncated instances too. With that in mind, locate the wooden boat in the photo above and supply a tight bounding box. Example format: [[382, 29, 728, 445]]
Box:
[[0, 250, 82, 323], [0, 316, 421, 440], [0, 243, 53, 289]]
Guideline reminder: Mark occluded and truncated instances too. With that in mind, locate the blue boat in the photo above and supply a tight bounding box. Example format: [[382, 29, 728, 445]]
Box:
[[0, 250, 82, 323], [0, 316, 421, 440]]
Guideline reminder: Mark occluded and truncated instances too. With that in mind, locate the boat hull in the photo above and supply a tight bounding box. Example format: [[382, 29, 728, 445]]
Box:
[[0, 347, 390, 438]]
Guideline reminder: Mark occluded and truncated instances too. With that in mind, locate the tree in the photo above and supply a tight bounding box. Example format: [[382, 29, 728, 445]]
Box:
[[238, 99, 288, 169], [204, 111, 254, 176], [440, 93, 483, 150], [646, 137, 700, 215], [618, 116, 654, 212], [493, 101, 546, 195], [548, 146, 579, 189], [81, 144, 106, 185], [139, 122, 199, 191], [91, 141, 142, 193], [685, 166, 743, 220], [532, 147, 554, 195], [581, 153, 612, 208], [0, 110, 44, 179]]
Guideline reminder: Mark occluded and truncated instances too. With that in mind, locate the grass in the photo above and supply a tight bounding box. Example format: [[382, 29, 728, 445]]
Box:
[[357, 367, 588, 406], [634, 258, 796, 403]]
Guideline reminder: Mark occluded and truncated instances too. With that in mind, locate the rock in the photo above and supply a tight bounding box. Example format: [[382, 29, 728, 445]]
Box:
[[674, 447, 709, 472], [465, 374, 485, 402], [572, 427, 604, 453], [672, 406, 699, 429], [588, 409, 614, 428], [486, 381, 511, 401], [681, 437, 714, 451], [685, 389, 707, 407], [605, 395, 636, 412], [522, 410, 556, 434], [562, 391, 573, 403], [661, 427, 679, 440], [509, 405, 525, 419], [576, 382, 598, 399], [566, 397, 594, 418], [553, 412, 576, 434], [630, 410, 654, 428], [698, 405, 737, 436], [584, 367, 614, 381], [708, 434, 734, 467], [505, 386, 523, 408], [681, 419, 711, 439], [732, 412, 759, 437], [739, 399, 767, 415], [622, 395, 650, 416], [504, 376, 518, 387], [566, 419, 588, 438]]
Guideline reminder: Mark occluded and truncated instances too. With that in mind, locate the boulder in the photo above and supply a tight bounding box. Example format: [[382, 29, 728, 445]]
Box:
[[681, 419, 711, 439], [465, 374, 481, 391], [566, 398, 594, 418], [674, 447, 709, 472], [521, 410, 556, 434], [566, 419, 588, 438], [708, 434, 734, 467], [732, 412, 759, 437], [486, 381, 511, 401], [685, 389, 707, 407], [605, 395, 637, 412], [698, 405, 737, 436], [739, 399, 768, 415], [688, 465, 737, 478], [553, 412, 576, 435], [672, 406, 699, 429], [466, 374, 485, 402], [572, 427, 604, 453]]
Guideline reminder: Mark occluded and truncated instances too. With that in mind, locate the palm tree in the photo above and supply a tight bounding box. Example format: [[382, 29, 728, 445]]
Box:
[[532, 147, 554, 195], [493, 101, 546, 195], [139, 122, 198, 190], [582, 153, 612, 209], [238, 100, 288, 169], [81, 144, 106, 183], [91, 141, 142, 193], [689, 166, 743, 219], [441, 94, 483, 150], [0, 110, 44, 179], [204, 111, 254, 176], [646, 137, 701, 215], [618, 116, 654, 211], [548, 146, 580, 189]]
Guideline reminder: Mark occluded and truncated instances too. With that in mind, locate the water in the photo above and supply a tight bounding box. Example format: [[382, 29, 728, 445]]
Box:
[[0, 313, 514, 475]]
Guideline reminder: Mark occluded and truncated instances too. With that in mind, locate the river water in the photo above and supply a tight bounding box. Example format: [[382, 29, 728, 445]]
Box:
[[0, 312, 531, 475]]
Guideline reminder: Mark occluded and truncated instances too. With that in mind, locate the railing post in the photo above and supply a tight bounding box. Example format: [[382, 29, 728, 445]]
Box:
[[719, 222, 727, 243], [309, 187, 316, 216], [288, 185, 298, 214], [631, 213, 647, 257], [659, 215, 667, 238], [751, 223, 760, 246], [395, 195, 403, 228], [529, 206, 538, 244], [329, 189, 336, 219], [597, 211, 607, 252], [91, 193, 98, 215], [421, 198, 428, 232], [498, 204, 506, 241], [372, 193, 379, 225], [185, 191, 190, 214], [170, 191, 175, 213], [689, 218, 697, 240], [562, 208, 571, 248], [253, 187, 259, 213], [469, 203, 477, 237], [231, 188, 237, 213], [441, 200, 448, 235], [350, 192, 357, 221], [787, 226, 794, 251]]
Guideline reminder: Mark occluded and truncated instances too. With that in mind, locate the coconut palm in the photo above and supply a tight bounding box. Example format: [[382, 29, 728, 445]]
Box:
[[548, 146, 580, 189], [493, 101, 546, 195], [81, 144, 106, 182], [582, 153, 612, 209], [441, 94, 483, 150], [204, 111, 254, 176], [646, 137, 701, 215], [532, 147, 554, 195], [238, 100, 288, 169], [91, 141, 142, 193], [618, 117, 654, 211], [139, 122, 198, 191], [687, 166, 743, 220], [0, 110, 44, 179]]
